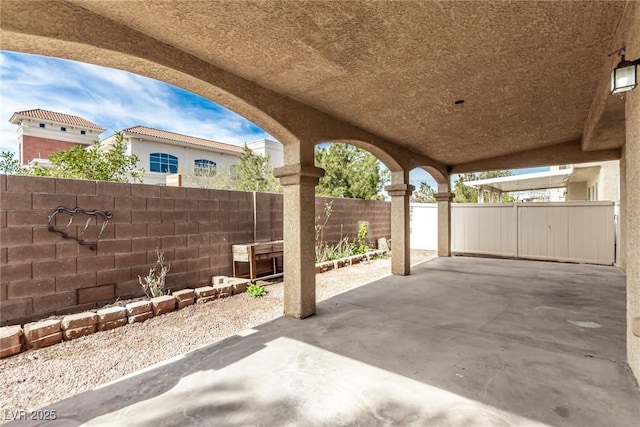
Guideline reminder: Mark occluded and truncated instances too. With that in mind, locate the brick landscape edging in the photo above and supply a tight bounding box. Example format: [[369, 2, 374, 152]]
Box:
[[0, 276, 251, 359], [314, 250, 387, 273]]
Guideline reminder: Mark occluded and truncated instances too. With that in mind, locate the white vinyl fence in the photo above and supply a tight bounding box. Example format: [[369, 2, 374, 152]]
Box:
[[410, 204, 438, 250], [411, 202, 616, 265]]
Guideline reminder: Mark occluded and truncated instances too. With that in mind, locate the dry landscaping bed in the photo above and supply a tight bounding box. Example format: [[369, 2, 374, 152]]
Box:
[[0, 251, 435, 418]]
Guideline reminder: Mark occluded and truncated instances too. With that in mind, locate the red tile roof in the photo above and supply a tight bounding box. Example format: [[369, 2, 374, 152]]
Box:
[[123, 125, 244, 154], [12, 109, 105, 130]]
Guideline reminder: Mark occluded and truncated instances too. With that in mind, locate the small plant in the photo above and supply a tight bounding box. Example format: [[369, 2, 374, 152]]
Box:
[[246, 283, 267, 298], [315, 201, 333, 245], [354, 221, 369, 254], [138, 249, 170, 298]]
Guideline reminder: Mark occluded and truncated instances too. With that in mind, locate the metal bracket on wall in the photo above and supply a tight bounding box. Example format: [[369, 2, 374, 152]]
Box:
[[47, 206, 113, 250]]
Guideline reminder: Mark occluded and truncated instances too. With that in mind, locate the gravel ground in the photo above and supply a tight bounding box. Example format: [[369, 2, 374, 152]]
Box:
[[0, 251, 435, 417]]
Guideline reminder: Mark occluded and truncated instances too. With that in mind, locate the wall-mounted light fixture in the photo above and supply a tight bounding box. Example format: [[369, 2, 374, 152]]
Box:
[[611, 47, 640, 94]]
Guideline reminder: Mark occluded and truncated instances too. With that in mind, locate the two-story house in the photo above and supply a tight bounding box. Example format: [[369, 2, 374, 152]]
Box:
[[9, 109, 105, 165]]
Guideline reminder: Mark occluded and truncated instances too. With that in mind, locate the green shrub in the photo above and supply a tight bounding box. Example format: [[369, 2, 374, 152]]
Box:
[[247, 283, 267, 298], [353, 221, 369, 254]]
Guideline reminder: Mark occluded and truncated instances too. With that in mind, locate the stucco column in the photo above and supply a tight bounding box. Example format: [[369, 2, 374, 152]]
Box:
[[625, 73, 640, 379], [435, 185, 454, 257], [478, 186, 484, 203], [384, 177, 414, 276], [619, 145, 626, 269], [274, 148, 324, 318]]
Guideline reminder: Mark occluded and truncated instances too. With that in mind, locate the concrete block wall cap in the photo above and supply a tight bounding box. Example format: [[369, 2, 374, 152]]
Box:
[[61, 312, 98, 330], [24, 319, 61, 340]]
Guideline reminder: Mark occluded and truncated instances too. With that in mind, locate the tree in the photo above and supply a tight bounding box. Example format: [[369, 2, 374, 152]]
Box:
[[231, 145, 282, 192], [183, 145, 282, 193], [453, 173, 479, 203], [315, 144, 389, 200], [24, 132, 143, 182], [0, 151, 24, 175], [453, 170, 513, 203], [412, 182, 436, 203], [478, 170, 512, 180]]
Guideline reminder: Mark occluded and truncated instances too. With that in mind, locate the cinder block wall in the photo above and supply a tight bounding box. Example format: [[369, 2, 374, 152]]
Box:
[[315, 196, 391, 246], [0, 175, 390, 325]]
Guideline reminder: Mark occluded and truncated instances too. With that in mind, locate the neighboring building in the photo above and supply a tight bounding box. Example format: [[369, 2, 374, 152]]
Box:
[[246, 138, 284, 168], [100, 125, 246, 185], [550, 161, 619, 202], [9, 109, 285, 185], [464, 161, 620, 203], [9, 109, 105, 165]]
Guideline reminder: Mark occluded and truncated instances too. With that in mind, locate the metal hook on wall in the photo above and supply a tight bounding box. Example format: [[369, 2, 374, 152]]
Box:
[[47, 206, 113, 250]]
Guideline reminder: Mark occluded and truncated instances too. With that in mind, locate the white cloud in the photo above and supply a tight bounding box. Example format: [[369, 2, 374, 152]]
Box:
[[0, 51, 270, 153]]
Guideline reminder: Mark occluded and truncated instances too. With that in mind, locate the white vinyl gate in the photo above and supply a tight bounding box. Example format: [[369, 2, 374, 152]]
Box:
[[411, 202, 615, 265]]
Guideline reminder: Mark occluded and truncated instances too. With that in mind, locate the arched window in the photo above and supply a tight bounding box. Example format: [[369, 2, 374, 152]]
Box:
[[194, 159, 217, 176], [150, 152, 178, 173]]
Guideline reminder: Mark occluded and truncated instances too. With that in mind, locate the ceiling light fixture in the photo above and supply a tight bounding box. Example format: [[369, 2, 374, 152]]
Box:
[[610, 46, 640, 94]]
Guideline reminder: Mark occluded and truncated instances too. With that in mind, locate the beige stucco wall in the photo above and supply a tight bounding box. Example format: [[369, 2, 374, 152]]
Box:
[[247, 139, 284, 168], [566, 182, 587, 201], [596, 161, 620, 202], [625, 7, 640, 383], [581, 160, 620, 202]]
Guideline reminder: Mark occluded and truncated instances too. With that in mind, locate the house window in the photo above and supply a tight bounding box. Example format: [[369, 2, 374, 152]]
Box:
[[194, 159, 217, 176], [39, 123, 45, 128], [80, 130, 86, 135], [61, 127, 67, 132], [149, 152, 178, 173]]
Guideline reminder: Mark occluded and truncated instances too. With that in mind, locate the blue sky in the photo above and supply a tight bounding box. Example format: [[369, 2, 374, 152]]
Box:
[[0, 51, 547, 188], [0, 51, 270, 152]]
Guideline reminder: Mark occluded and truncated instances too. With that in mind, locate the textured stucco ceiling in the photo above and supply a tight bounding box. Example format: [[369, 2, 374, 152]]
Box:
[[3, 1, 631, 170]]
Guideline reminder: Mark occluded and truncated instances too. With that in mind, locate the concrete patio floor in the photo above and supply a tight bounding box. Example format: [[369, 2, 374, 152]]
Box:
[[14, 257, 639, 426]]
